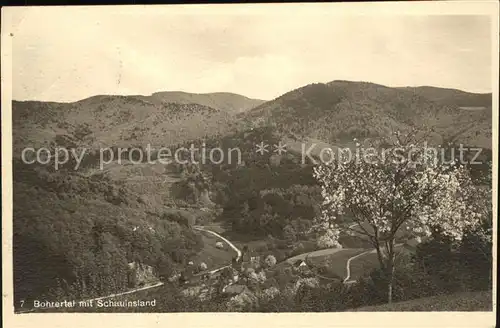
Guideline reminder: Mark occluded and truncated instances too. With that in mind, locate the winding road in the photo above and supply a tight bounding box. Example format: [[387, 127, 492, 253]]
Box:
[[288, 223, 407, 284], [192, 226, 242, 293], [297, 243, 406, 284], [193, 226, 242, 261]]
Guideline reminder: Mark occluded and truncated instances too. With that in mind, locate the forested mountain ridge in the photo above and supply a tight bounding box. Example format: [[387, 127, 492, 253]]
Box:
[[12, 82, 492, 157], [12, 90, 264, 155], [151, 91, 265, 113], [397, 86, 492, 109], [12, 97, 239, 154], [240, 80, 492, 149]]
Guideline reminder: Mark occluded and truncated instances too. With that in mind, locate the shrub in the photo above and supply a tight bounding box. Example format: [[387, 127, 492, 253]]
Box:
[[265, 255, 277, 268]]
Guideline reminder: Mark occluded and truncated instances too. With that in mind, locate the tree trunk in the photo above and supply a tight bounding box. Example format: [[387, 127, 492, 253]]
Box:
[[387, 262, 395, 303], [374, 245, 386, 272], [373, 236, 396, 303], [386, 241, 396, 304]]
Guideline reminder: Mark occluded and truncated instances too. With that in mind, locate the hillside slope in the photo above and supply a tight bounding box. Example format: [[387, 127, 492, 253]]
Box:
[[151, 91, 265, 113], [398, 86, 492, 109], [354, 291, 492, 311], [12, 159, 206, 305], [12, 95, 240, 153], [241, 81, 492, 148], [12, 82, 491, 154]]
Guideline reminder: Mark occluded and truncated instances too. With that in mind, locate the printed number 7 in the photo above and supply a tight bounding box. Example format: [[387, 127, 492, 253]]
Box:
[[20, 300, 25, 307]]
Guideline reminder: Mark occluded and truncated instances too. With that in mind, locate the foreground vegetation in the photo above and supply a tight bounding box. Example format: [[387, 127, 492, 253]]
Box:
[[354, 291, 492, 312], [29, 222, 493, 313]]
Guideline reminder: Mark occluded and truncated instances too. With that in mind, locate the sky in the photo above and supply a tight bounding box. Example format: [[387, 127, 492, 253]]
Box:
[[8, 5, 495, 102]]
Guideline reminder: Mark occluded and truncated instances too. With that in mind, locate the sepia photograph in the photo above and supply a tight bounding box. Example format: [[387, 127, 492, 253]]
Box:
[[1, 2, 498, 327]]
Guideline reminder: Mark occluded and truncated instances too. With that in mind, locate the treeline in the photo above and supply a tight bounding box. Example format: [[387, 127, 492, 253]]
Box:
[[13, 160, 204, 307], [222, 185, 320, 239], [199, 127, 318, 237]]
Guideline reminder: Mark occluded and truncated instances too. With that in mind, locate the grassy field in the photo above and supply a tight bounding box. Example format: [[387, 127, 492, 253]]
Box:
[[201, 222, 274, 262], [347, 245, 412, 280], [347, 251, 380, 280], [198, 223, 226, 234], [354, 291, 493, 311], [307, 248, 366, 278], [190, 230, 237, 269], [339, 221, 413, 244], [286, 247, 345, 264]]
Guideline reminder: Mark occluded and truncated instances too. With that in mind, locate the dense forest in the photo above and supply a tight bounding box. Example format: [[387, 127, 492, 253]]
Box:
[[13, 159, 204, 305]]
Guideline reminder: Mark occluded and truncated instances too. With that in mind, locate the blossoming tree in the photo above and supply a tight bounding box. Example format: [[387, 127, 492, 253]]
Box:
[[313, 133, 490, 303]]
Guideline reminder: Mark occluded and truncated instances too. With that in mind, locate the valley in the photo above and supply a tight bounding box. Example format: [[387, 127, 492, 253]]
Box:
[[12, 81, 493, 312]]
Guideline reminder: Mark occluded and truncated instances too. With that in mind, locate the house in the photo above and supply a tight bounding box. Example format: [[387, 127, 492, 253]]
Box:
[[293, 259, 308, 268], [292, 259, 309, 273], [250, 256, 261, 264], [167, 273, 181, 283], [232, 273, 240, 283]]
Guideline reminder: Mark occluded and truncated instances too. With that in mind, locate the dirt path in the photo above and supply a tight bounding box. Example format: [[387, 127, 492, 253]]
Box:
[[342, 249, 375, 283], [284, 221, 406, 284], [342, 243, 405, 283]]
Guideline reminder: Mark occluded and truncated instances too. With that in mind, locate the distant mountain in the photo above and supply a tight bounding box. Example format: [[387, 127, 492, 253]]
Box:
[[240, 80, 492, 149], [12, 91, 264, 153], [12, 95, 239, 153], [12, 82, 492, 155], [397, 86, 492, 109], [151, 91, 265, 113]]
